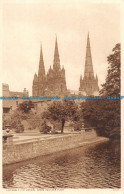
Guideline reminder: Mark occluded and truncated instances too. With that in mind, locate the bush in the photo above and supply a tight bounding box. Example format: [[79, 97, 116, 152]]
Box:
[[74, 121, 82, 131], [14, 122, 24, 133], [39, 120, 51, 134], [18, 101, 34, 113], [2, 116, 11, 130]]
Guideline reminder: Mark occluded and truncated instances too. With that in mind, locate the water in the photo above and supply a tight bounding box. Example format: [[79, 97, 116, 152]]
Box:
[[3, 141, 121, 189]]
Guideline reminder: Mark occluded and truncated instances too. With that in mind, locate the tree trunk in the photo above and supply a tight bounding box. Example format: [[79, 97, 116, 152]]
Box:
[[61, 119, 65, 133]]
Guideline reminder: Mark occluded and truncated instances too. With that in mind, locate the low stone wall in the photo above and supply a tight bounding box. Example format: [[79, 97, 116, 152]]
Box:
[[3, 130, 99, 165]]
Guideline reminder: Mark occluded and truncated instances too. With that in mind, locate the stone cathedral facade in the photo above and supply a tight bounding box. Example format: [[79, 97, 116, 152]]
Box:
[[32, 37, 67, 96], [33, 34, 99, 97], [79, 34, 99, 96]]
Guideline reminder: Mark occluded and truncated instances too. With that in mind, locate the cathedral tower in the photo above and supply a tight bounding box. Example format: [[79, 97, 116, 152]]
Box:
[[38, 45, 46, 95], [46, 36, 67, 95], [79, 33, 99, 95], [32, 37, 67, 96], [32, 72, 38, 96], [53, 36, 60, 70], [32, 45, 46, 96]]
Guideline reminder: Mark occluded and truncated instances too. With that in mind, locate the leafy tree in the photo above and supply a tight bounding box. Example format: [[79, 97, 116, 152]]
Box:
[[81, 43, 121, 139], [42, 100, 79, 133], [18, 101, 34, 113], [81, 98, 120, 138], [100, 43, 120, 96]]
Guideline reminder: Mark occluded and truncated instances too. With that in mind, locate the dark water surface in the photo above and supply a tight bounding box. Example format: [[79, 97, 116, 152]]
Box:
[[3, 141, 121, 189]]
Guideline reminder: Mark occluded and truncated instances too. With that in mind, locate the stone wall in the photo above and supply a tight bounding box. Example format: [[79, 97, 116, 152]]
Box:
[[3, 130, 97, 165]]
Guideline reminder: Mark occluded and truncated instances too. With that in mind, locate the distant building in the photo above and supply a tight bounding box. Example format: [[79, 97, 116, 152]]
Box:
[[32, 37, 67, 97], [79, 34, 99, 96], [2, 83, 29, 117], [68, 90, 79, 96]]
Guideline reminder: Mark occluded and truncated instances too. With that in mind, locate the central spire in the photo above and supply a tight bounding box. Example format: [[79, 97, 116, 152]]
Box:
[[84, 33, 94, 79], [38, 44, 45, 79], [53, 36, 60, 70]]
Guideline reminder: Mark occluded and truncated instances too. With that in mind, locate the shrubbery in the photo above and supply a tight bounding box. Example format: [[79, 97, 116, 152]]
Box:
[[15, 123, 24, 133], [81, 98, 120, 138], [39, 120, 51, 134]]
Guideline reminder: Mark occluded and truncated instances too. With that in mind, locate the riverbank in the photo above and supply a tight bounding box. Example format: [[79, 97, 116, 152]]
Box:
[[3, 130, 109, 165]]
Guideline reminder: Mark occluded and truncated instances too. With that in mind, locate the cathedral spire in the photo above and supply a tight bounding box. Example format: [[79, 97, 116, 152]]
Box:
[[79, 34, 99, 96], [84, 33, 94, 79], [53, 36, 60, 70], [38, 44, 45, 78]]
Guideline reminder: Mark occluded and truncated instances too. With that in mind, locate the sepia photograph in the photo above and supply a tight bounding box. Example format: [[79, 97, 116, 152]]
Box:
[[1, 0, 123, 192]]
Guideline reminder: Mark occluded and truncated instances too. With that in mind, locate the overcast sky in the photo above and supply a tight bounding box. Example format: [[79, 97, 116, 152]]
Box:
[[2, 0, 120, 95]]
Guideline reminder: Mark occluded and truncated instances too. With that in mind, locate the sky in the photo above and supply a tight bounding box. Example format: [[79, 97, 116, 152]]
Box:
[[2, 0, 121, 95]]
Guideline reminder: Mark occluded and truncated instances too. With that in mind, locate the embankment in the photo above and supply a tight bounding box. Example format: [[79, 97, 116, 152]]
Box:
[[3, 130, 109, 165]]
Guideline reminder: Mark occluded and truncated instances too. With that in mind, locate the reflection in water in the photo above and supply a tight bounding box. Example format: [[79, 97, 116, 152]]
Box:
[[3, 141, 120, 188]]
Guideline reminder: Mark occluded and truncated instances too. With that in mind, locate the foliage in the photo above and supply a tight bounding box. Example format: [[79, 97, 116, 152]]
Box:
[[100, 43, 120, 96], [18, 101, 34, 113], [73, 121, 82, 131], [81, 98, 120, 138], [10, 106, 45, 131], [9, 109, 26, 132], [42, 100, 80, 133], [39, 120, 51, 134], [2, 116, 11, 130], [81, 43, 121, 139], [11, 110, 24, 129], [15, 123, 24, 133]]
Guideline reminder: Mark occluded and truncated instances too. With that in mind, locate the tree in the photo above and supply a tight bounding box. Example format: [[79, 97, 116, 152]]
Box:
[[42, 100, 79, 133], [18, 101, 34, 113], [81, 43, 121, 139], [81, 98, 120, 138], [100, 43, 120, 96]]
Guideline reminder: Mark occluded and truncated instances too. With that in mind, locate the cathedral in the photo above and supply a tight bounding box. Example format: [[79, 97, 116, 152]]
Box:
[[32, 37, 67, 96], [79, 34, 99, 96], [33, 34, 99, 97]]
